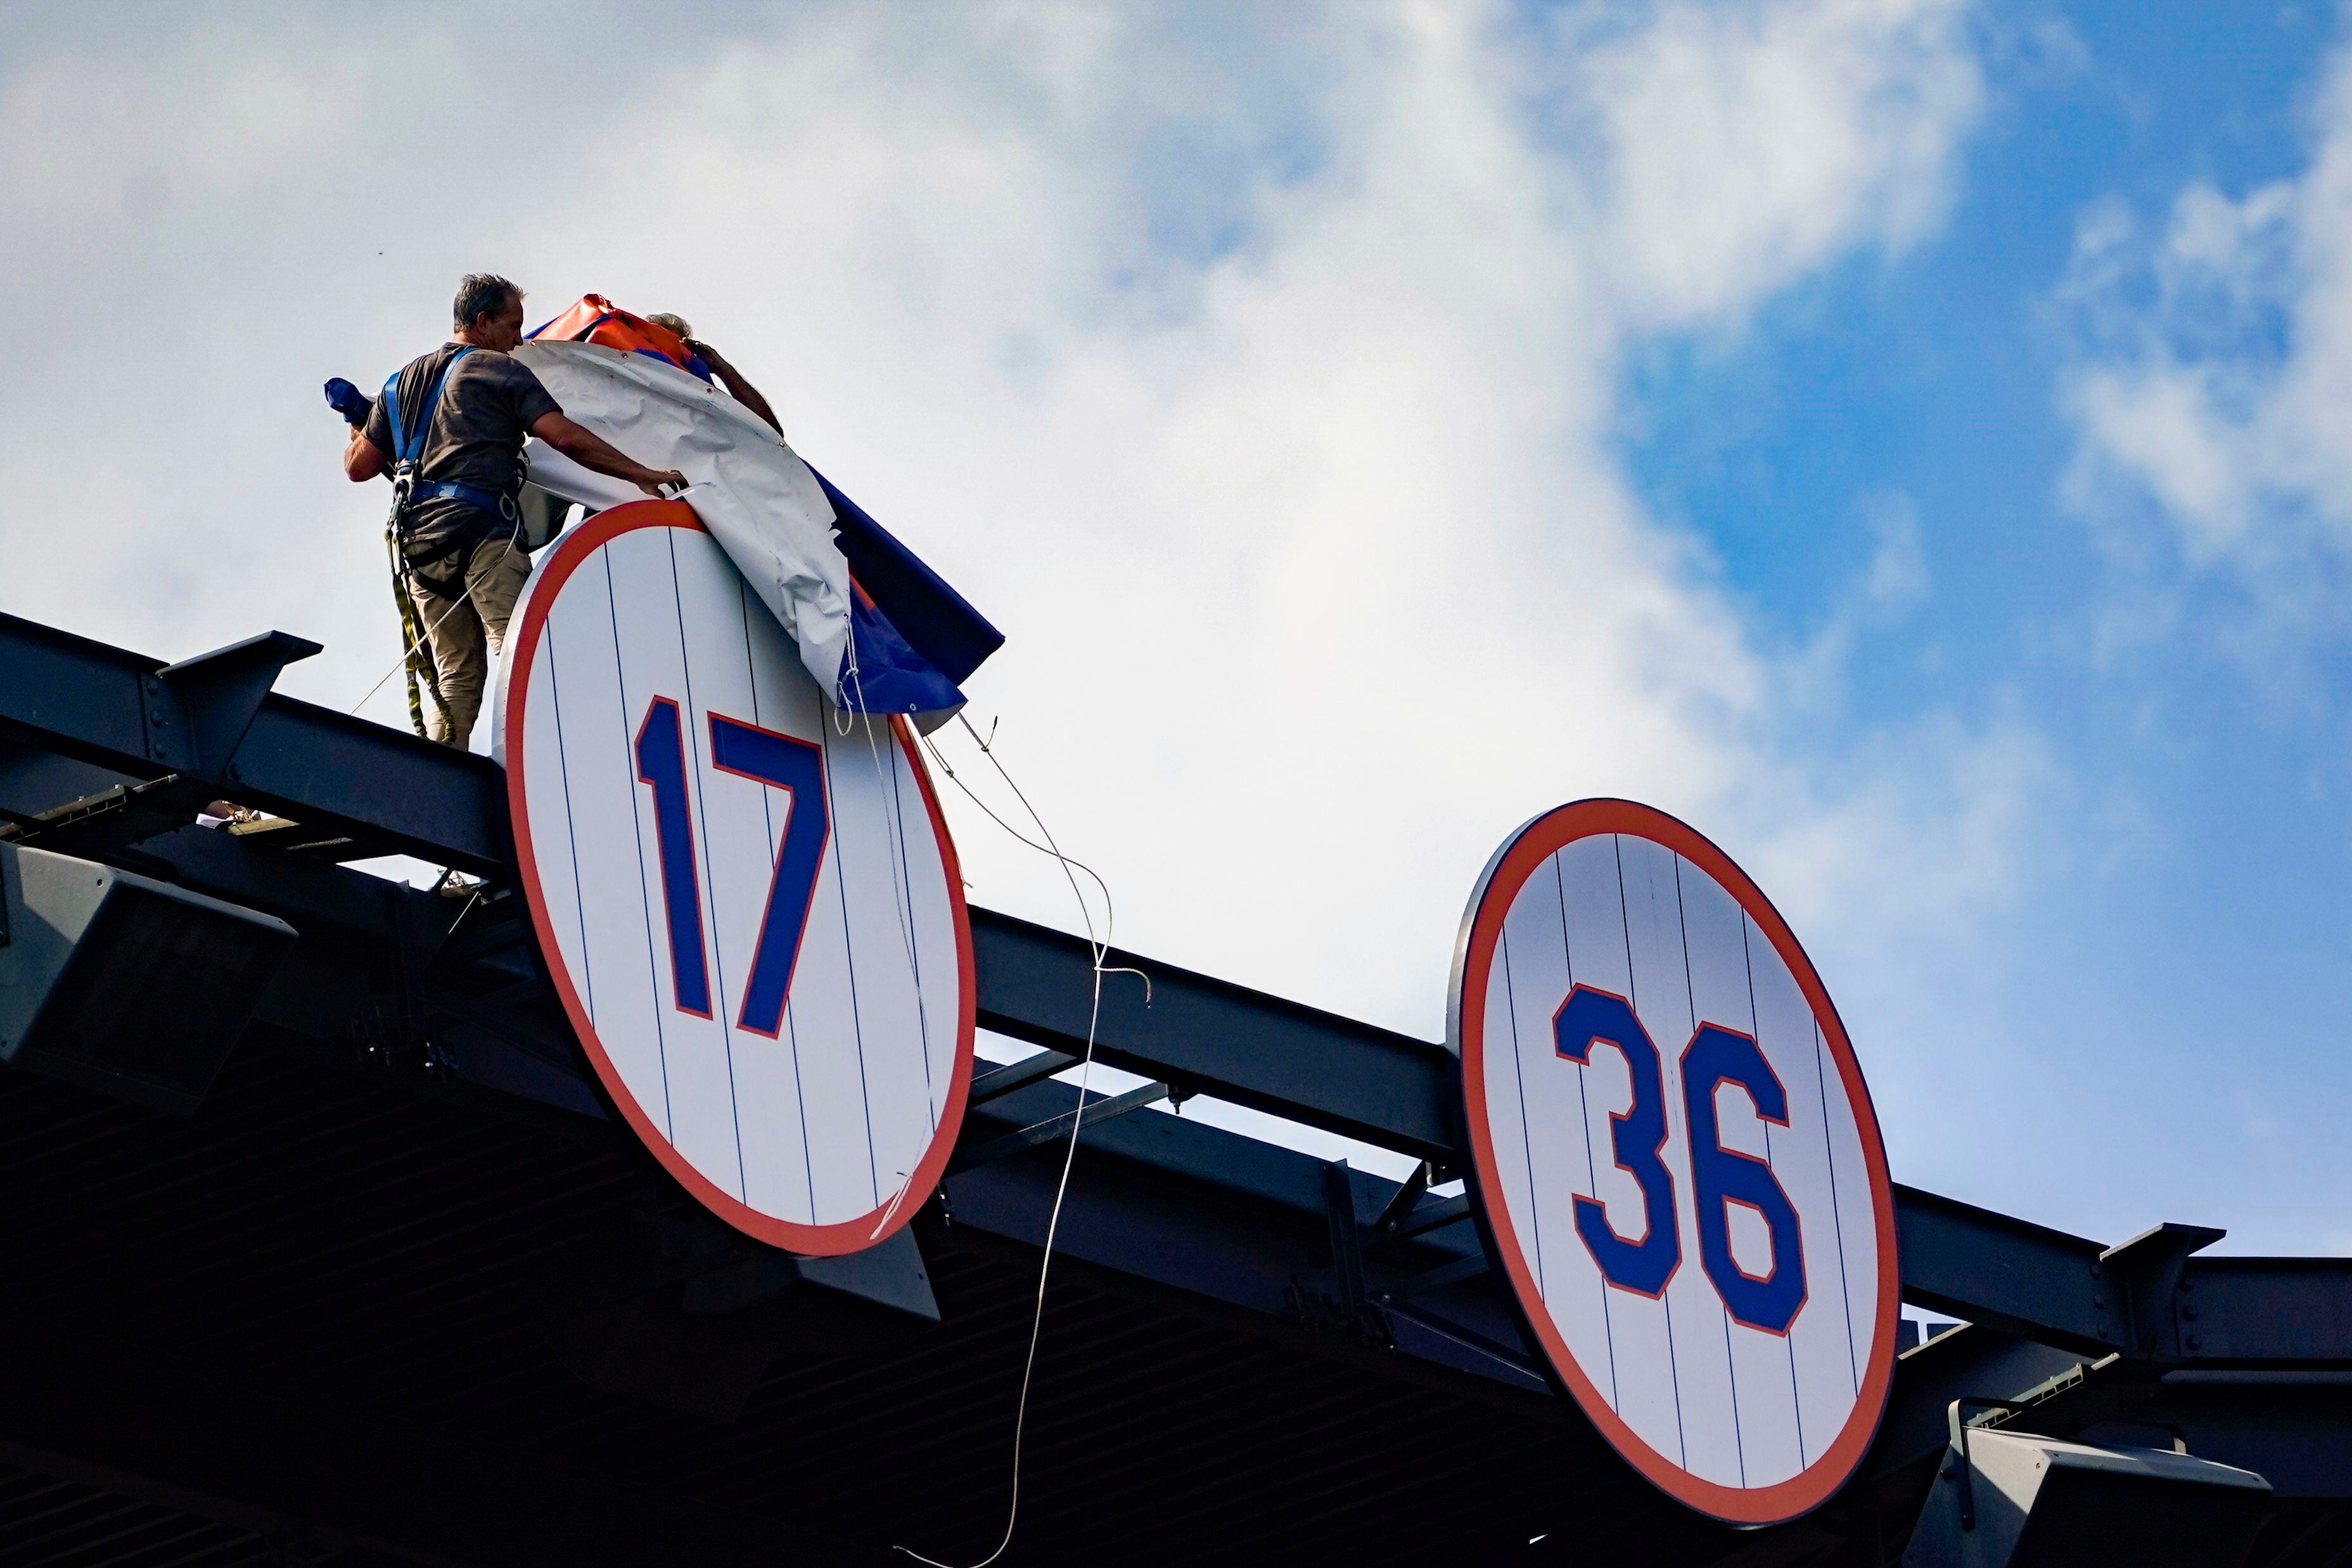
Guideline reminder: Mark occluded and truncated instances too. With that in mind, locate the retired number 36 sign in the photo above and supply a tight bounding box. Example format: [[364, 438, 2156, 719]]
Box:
[[1450, 801, 1898, 1525]]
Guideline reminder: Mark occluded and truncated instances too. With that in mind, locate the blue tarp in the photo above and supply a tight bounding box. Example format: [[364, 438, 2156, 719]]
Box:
[[810, 465, 1005, 723]]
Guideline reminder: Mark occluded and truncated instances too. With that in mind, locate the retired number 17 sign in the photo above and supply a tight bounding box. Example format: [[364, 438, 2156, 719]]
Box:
[[1450, 800, 1898, 1525], [497, 500, 976, 1257]]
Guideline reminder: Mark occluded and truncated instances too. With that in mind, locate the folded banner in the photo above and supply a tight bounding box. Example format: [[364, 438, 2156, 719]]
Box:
[[509, 333, 999, 731]]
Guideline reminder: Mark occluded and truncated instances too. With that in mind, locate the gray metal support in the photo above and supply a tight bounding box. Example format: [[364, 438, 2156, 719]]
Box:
[[152, 630, 321, 776], [969, 906, 1460, 1161]]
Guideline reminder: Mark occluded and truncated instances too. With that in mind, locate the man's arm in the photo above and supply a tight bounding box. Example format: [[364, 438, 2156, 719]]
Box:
[[344, 426, 387, 483], [686, 340, 782, 437], [530, 412, 688, 497]]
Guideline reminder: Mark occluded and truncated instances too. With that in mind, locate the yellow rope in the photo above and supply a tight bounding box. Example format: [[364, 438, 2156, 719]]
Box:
[[386, 529, 453, 741]]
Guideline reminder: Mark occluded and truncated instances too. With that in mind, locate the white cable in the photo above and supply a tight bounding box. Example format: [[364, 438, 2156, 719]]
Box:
[[894, 713, 1141, 1568], [348, 529, 524, 720], [918, 723, 1115, 945]]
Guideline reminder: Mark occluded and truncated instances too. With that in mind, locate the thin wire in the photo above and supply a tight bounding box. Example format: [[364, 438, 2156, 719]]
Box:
[[894, 713, 1142, 1568], [917, 725, 1115, 945], [348, 530, 524, 718]]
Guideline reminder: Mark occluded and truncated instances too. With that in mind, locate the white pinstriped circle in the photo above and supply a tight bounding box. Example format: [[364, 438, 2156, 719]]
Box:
[[497, 503, 973, 1254], [1454, 803, 1896, 1524]]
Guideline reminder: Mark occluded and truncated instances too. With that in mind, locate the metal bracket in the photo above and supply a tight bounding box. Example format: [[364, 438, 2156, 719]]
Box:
[[947, 1080, 1170, 1174], [1382, 1193, 1471, 1245], [1322, 1162, 1367, 1318], [968, 1049, 1080, 1105], [1367, 1160, 1433, 1239], [2100, 1221, 2227, 1358], [146, 631, 321, 779]]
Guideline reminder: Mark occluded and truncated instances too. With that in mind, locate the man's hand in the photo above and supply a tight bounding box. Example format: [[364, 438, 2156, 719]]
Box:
[[636, 468, 689, 497]]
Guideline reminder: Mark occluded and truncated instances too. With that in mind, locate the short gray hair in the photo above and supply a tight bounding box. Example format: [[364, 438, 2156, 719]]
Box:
[[453, 273, 521, 328], [646, 312, 693, 339]]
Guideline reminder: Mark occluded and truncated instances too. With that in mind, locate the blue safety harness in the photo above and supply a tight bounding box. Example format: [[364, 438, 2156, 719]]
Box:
[[380, 346, 521, 575]]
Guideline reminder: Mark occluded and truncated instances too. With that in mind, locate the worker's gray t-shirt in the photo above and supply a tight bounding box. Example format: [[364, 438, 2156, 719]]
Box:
[[365, 345, 561, 558]]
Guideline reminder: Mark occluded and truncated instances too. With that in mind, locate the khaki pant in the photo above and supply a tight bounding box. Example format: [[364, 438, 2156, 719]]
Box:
[[406, 532, 532, 749]]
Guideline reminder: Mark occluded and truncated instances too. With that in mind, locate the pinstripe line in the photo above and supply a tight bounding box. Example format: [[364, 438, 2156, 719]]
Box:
[[606, 549, 672, 1138], [741, 582, 817, 1225], [1499, 929, 1545, 1303], [1817, 1018, 1861, 1394], [819, 713, 881, 1206], [1616, 836, 1687, 1468], [1552, 850, 1618, 1408], [545, 620, 595, 1028], [783, 993, 817, 1222], [1675, 857, 1744, 1487], [672, 534, 748, 1201], [882, 732, 936, 1133], [1739, 909, 1808, 1469]]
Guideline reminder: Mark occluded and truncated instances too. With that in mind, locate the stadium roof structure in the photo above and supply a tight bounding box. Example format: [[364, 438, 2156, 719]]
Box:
[[1, 607, 2348, 1567]]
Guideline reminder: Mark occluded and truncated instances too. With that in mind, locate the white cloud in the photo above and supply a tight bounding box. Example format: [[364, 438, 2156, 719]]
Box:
[[0, 1, 2015, 1109], [2058, 33, 2352, 652], [1570, 0, 1983, 326]]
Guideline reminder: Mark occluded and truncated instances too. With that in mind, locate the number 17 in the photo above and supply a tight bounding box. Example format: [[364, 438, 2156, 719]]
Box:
[[634, 696, 831, 1035]]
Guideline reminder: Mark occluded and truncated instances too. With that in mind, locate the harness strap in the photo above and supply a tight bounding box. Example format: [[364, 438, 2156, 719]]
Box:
[[381, 345, 474, 470], [381, 345, 522, 562], [408, 478, 516, 518]]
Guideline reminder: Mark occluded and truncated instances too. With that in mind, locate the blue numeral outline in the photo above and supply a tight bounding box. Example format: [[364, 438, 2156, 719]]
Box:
[[1554, 984, 1682, 1297], [633, 696, 712, 1018], [708, 713, 831, 1037], [1680, 1023, 1808, 1335]]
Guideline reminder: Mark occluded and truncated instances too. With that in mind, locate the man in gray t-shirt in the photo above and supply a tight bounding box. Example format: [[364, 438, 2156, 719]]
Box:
[[342, 273, 684, 749]]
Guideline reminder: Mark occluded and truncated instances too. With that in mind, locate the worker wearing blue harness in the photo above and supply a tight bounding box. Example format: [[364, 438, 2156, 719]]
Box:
[[340, 274, 684, 748], [380, 344, 517, 564]]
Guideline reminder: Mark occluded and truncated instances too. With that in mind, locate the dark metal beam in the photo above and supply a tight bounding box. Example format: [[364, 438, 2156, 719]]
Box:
[[968, 907, 1461, 1162], [942, 1073, 1547, 1394], [967, 1049, 1080, 1104], [1893, 1189, 2352, 1368], [1387, 1193, 1473, 1242], [224, 692, 506, 874], [2137, 1374, 2352, 1498], [0, 612, 505, 874], [10, 611, 2352, 1387], [1891, 1183, 2114, 1355], [945, 1079, 1170, 1174], [2175, 1257, 2352, 1365]]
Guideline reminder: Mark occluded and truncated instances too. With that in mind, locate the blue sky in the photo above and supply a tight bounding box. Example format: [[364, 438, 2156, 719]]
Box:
[[1612, 2, 2352, 1250], [1, 1, 2348, 1257]]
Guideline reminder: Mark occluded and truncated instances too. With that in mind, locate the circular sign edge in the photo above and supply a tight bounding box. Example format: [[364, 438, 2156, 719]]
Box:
[[500, 499, 978, 1257], [1446, 797, 1900, 1526]]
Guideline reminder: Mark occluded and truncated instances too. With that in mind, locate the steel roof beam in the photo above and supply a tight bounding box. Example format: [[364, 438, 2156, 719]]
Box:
[[10, 610, 2352, 1373], [0, 613, 506, 875], [969, 907, 1462, 1163]]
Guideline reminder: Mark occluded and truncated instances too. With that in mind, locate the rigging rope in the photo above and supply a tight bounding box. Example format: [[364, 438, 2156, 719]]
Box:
[[894, 711, 1142, 1568]]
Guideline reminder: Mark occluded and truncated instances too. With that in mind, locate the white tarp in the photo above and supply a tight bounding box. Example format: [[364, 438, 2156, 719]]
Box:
[[509, 339, 851, 698]]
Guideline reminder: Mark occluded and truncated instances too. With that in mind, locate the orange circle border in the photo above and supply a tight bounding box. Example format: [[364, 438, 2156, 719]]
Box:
[[502, 500, 977, 1257]]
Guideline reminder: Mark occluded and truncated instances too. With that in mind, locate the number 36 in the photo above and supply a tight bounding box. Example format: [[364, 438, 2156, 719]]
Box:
[[1552, 985, 1808, 1334]]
